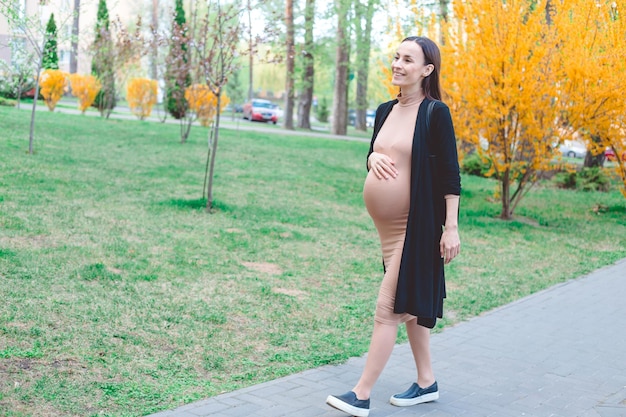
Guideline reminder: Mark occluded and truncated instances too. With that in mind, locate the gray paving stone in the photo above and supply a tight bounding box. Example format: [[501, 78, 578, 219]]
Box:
[[146, 258, 626, 417], [595, 405, 626, 417]]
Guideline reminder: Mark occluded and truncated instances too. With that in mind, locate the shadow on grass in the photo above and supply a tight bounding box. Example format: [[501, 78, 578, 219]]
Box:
[[162, 198, 234, 213], [596, 204, 626, 215]]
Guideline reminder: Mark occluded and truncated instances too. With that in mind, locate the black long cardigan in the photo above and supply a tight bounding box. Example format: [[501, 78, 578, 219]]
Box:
[[367, 98, 461, 329]]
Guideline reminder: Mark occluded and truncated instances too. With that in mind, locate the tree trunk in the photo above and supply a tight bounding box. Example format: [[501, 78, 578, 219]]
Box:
[[438, 0, 448, 45], [331, 0, 351, 136], [206, 93, 222, 211], [297, 0, 315, 129], [70, 0, 80, 73], [584, 152, 605, 167], [150, 0, 158, 80], [500, 169, 512, 220], [247, 0, 254, 101], [283, 0, 295, 129], [545, 0, 555, 25], [354, 0, 375, 132], [29, 43, 45, 155], [584, 135, 605, 167]]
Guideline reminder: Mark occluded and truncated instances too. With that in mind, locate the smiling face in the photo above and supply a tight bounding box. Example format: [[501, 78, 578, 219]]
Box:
[[391, 41, 434, 94]]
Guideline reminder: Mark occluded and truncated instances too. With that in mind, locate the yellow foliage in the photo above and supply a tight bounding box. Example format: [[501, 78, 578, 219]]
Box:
[[39, 69, 68, 111], [126, 78, 158, 120], [380, 63, 399, 99], [68, 74, 101, 113], [441, 0, 571, 217], [555, 0, 626, 196], [387, 0, 626, 203], [185, 84, 230, 127]]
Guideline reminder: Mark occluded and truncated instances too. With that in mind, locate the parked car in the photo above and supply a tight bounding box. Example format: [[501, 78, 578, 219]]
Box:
[[243, 99, 278, 124], [270, 103, 284, 118], [348, 109, 376, 127], [559, 140, 587, 158], [605, 147, 626, 161]]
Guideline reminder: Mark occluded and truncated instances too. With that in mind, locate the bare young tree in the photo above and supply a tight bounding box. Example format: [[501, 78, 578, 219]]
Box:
[[194, 0, 241, 210], [0, 1, 57, 153]]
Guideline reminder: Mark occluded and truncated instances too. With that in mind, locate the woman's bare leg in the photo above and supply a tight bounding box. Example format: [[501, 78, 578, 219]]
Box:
[[351, 321, 398, 400], [405, 317, 435, 387]]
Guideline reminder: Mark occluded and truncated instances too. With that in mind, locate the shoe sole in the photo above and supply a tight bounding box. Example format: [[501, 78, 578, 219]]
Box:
[[389, 391, 439, 407], [326, 395, 370, 417]]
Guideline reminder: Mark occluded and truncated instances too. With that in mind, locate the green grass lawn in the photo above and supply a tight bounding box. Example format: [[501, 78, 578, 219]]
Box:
[[1, 106, 625, 416]]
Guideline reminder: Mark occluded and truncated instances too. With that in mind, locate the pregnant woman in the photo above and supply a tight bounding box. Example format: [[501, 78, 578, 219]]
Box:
[[326, 36, 461, 417]]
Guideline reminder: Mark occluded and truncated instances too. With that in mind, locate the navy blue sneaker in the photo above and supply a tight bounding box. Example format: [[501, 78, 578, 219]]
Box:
[[389, 381, 439, 406], [326, 391, 370, 417]]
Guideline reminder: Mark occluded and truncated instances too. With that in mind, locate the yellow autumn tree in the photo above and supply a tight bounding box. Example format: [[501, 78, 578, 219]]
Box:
[[126, 78, 158, 120], [68, 74, 101, 113], [443, 0, 563, 219], [185, 84, 230, 127], [39, 69, 68, 111], [556, 0, 626, 197]]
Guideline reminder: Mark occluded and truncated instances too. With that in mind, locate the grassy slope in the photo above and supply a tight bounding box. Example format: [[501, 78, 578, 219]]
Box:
[[0, 107, 625, 416]]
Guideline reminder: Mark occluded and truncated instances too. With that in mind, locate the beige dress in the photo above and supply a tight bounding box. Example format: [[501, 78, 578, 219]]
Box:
[[363, 93, 422, 325]]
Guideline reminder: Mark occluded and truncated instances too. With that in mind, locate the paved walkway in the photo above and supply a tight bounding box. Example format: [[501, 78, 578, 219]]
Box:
[[149, 258, 626, 417]]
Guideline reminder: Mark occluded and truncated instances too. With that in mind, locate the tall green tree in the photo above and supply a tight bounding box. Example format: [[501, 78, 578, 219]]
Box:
[[42, 13, 59, 70], [164, 0, 190, 119], [70, 0, 80, 73], [283, 0, 295, 129], [91, 0, 116, 114], [297, 0, 315, 129], [331, 0, 352, 135], [353, 0, 377, 131]]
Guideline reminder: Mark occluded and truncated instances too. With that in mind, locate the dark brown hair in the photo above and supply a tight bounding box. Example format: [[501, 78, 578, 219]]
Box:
[[402, 36, 442, 100]]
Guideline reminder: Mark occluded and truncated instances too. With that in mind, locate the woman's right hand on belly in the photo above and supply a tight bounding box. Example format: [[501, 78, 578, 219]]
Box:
[[368, 152, 398, 180]]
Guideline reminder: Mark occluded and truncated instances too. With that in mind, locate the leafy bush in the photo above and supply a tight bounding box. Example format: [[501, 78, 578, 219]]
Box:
[[0, 70, 36, 100], [578, 167, 611, 192], [554, 170, 578, 189], [554, 167, 611, 192], [127, 78, 158, 120], [316, 97, 329, 123], [0, 96, 16, 107], [0, 38, 37, 101], [185, 84, 229, 127], [39, 69, 68, 111], [461, 152, 492, 177], [69, 74, 101, 113]]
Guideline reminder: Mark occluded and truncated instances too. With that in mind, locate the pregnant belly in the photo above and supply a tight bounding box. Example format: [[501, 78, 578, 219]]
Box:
[[363, 170, 410, 222]]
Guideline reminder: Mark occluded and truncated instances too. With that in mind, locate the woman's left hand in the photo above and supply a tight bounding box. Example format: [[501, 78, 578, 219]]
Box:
[[440, 226, 460, 264]]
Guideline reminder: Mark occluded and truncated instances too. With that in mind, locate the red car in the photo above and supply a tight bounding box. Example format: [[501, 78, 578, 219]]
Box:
[[242, 99, 278, 124], [605, 147, 626, 161]]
